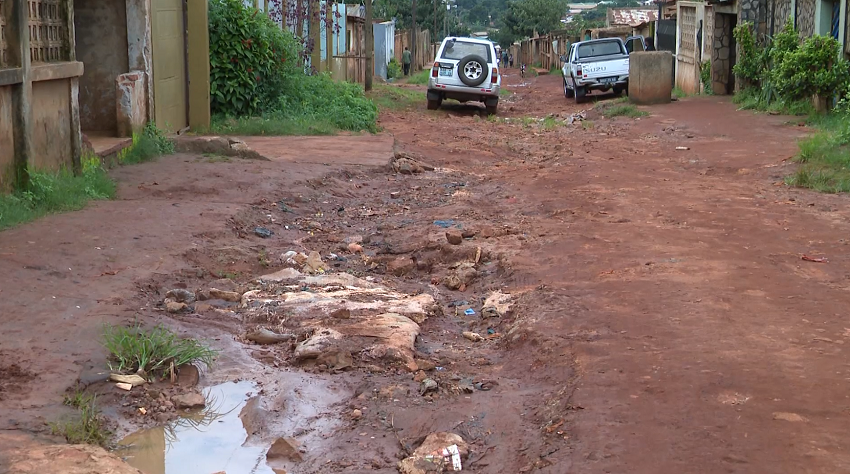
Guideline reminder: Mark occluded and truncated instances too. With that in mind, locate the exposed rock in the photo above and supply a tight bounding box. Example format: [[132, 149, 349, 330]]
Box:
[[445, 230, 464, 245], [398, 432, 469, 474], [165, 289, 196, 304], [209, 288, 242, 302], [0, 432, 144, 474], [293, 328, 344, 360], [303, 251, 326, 274], [351, 409, 363, 419], [210, 278, 239, 291], [259, 268, 303, 282], [330, 307, 351, 319], [387, 256, 416, 276], [413, 370, 428, 382], [391, 151, 435, 175], [246, 328, 296, 345], [267, 437, 303, 462], [444, 263, 478, 291], [177, 364, 200, 387], [115, 383, 132, 391], [482, 290, 513, 317], [348, 242, 364, 253], [108, 374, 147, 387], [171, 392, 206, 409], [462, 331, 483, 342], [420, 378, 438, 395], [461, 228, 477, 239], [193, 302, 213, 313], [415, 359, 437, 371], [316, 350, 354, 370], [165, 300, 188, 313]]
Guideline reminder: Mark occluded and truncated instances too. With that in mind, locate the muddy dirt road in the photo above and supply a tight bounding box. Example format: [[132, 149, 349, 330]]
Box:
[[2, 70, 850, 474]]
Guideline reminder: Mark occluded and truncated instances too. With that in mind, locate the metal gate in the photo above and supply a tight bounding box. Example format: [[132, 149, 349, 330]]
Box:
[[657, 19, 677, 52], [151, 0, 187, 133]]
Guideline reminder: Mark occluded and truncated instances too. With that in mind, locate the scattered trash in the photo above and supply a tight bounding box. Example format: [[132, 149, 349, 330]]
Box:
[[165, 289, 196, 304], [487, 328, 495, 335], [254, 227, 274, 238], [801, 255, 828, 263], [137, 407, 147, 415], [115, 382, 133, 391], [462, 331, 483, 342], [398, 432, 468, 474], [448, 300, 469, 307], [434, 219, 457, 228], [482, 290, 513, 318], [463, 308, 476, 316], [675, 146, 690, 151], [424, 444, 463, 471], [566, 111, 586, 125]]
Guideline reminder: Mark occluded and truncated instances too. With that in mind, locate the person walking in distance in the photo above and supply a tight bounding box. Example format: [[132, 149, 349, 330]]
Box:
[[509, 53, 514, 67], [402, 46, 412, 76]]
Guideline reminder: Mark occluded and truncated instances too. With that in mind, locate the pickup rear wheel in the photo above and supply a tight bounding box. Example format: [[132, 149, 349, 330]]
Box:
[[575, 85, 587, 104], [564, 79, 575, 98]]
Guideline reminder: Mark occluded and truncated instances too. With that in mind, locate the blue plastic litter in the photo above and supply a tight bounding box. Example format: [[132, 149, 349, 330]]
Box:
[[433, 219, 455, 228], [464, 308, 476, 316]]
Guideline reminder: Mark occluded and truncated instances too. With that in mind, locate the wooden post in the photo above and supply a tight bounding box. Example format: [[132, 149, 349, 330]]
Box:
[[310, 0, 321, 71], [64, 0, 82, 173], [365, 0, 373, 90], [326, 1, 333, 72], [411, 0, 417, 72], [6, 0, 32, 189], [188, 0, 211, 130]]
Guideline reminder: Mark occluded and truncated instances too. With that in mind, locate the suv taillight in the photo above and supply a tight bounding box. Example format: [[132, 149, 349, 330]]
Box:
[[432, 62, 440, 78], [491, 67, 498, 84]]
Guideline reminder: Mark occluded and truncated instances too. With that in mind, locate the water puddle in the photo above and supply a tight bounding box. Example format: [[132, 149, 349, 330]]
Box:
[[117, 381, 277, 474]]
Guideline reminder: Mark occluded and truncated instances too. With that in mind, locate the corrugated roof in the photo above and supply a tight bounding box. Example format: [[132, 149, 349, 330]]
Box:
[[607, 8, 659, 27]]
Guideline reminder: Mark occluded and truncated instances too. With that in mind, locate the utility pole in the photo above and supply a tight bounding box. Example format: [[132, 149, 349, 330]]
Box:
[[433, 0, 437, 43], [326, 1, 334, 72], [411, 0, 417, 71], [310, 0, 322, 71], [365, 0, 374, 91]]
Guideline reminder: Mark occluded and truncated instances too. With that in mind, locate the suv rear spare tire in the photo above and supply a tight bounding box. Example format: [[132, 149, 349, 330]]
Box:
[[458, 54, 488, 87]]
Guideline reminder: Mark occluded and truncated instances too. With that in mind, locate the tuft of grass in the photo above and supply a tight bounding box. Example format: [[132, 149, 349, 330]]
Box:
[[210, 115, 339, 136], [582, 120, 595, 129], [672, 87, 687, 99], [407, 70, 430, 85], [786, 112, 850, 192], [368, 84, 423, 111], [0, 157, 116, 231], [51, 390, 111, 446], [600, 103, 649, 118], [118, 123, 175, 165], [733, 88, 815, 115], [500, 88, 513, 97], [102, 324, 217, 378]]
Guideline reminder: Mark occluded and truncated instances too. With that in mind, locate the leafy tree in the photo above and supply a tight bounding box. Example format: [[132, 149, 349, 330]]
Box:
[[502, 0, 568, 38]]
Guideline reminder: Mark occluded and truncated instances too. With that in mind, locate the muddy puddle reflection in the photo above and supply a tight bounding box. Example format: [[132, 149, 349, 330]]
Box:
[[117, 381, 277, 474]]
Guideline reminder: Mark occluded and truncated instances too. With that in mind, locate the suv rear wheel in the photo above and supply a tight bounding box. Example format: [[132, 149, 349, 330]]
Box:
[[485, 98, 498, 115], [427, 98, 442, 110], [458, 54, 488, 87]]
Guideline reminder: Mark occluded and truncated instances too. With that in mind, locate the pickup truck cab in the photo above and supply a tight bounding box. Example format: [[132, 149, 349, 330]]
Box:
[[427, 37, 501, 114], [561, 37, 635, 103]]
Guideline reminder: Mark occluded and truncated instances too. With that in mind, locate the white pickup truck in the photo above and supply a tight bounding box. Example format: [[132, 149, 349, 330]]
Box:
[[561, 37, 643, 103]]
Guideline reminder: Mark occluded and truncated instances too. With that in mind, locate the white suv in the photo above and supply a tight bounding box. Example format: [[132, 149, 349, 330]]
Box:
[[427, 37, 501, 114]]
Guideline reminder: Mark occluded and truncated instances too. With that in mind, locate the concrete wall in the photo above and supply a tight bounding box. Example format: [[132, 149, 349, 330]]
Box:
[[75, 0, 130, 133], [0, 86, 14, 191], [30, 79, 73, 171], [126, 0, 154, 125], [629, 51, 673, 104]]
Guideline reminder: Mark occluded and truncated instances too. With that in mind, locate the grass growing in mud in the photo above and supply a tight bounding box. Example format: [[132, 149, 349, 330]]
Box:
[[0, 159, 116, 231], [786, 112, 850, 192], [368, 84, 423, 111], [50, 390, 111, 446], [406, 70, 430, 85], [102, 324, 217, 378], [596, 97, 649, 118], [118, 123, 175, 164]]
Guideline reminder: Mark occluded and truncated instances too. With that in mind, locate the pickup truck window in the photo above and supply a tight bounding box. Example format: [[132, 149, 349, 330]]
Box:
[[441, 41, 492, 62], [577, 41, 624, 59]]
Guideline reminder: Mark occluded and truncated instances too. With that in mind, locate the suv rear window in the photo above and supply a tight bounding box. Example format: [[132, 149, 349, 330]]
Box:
[[577, 41, 623, 58], [441, 41, 491, 62]]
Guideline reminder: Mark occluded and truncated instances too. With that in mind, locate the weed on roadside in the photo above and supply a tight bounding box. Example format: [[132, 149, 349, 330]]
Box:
[[118, 123, 174, 165], [786, 112, 850, 192], [102, 324, 217, 378], [210, 115, 338, 136], [602, 104, 649, 118], [0, 158, 116, 231], [407, 70, 430, 85], [50, 390, 111, 446], [368, 84, 423, 111], [673, 87, 687, 99]]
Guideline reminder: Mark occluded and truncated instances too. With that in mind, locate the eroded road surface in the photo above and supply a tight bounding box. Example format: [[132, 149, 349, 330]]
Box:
[[2, 70, 850, 474]]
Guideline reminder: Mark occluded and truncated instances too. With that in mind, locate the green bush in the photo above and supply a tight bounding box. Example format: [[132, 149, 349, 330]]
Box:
[[387, 58, 403, 79], [700, 60, 712, 94], [771, 34, 850, 101], [118, 123, 175, 164], [278, 73, 378, 131], [732, 22, 765, 86], [209, 0, 300, 115]]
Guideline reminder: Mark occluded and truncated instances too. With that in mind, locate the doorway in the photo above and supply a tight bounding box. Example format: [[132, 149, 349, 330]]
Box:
[[151, 0, 188, 133], [711, 13, 737, 95]]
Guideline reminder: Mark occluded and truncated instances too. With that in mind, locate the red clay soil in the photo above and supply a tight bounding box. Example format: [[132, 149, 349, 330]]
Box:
[[2, 69, 850, 474]]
